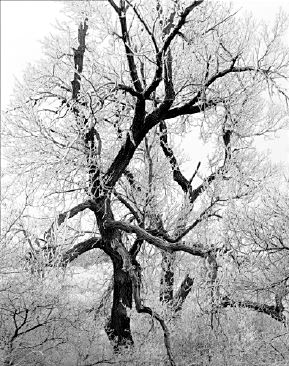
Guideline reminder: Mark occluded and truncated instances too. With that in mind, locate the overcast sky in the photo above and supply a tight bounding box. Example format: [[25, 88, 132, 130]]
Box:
[[1, 0, 289, 165]]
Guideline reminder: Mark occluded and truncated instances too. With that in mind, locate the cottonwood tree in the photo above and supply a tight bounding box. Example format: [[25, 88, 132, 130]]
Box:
[[3, 0, 289, 363]]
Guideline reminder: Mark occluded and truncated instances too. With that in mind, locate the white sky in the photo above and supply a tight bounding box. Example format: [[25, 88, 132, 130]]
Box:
[[1, 0, 289, 166], [1, 1, 65, 108]]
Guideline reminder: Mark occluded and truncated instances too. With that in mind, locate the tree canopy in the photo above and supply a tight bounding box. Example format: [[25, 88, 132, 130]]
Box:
[[1, 1, 289, 365]]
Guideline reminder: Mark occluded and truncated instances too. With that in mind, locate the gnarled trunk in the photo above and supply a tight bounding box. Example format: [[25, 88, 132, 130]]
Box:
[[105, 259, 134, 349], [92, 197, 134, 349]]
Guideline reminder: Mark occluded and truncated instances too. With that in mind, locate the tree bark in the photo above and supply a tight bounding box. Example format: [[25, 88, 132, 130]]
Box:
[[92, 197, 135, 349], [160, 251, 175, 304], [105, 259, 134, 349]]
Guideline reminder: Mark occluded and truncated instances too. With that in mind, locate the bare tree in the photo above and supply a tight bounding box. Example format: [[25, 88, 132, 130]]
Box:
[[2, 0, 289, 363]]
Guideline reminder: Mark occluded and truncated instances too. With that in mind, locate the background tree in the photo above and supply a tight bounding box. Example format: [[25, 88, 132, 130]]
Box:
[[220, 181, 289, 322], [2, 0, 289, 364]]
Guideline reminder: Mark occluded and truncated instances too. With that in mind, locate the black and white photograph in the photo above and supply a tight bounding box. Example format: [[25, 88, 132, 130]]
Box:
[[1, 1, 289, 365]]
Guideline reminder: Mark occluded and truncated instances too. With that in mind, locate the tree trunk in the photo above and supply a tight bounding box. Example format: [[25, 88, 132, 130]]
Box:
[[92, 196, 134, 350], [105, 259, 134, 350], [160, 252, 175, 304]]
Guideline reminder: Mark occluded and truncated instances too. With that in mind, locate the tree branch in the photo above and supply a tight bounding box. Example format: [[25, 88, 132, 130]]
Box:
[[144, 1, 204, 99], [113, 190, 142, 224], [117, 1, 143, 92], [125, 0, 159, 53], [162, 1, 203, 55], [129, 238, 143, 257], [107, 0, 121, 15], [164, 65, 257, 119], [61, 237, 104, 264], [105, 220, 206, 257], [159, 120, 191, 193], [164, 99, 218, 119], [115, 83, 142, 97], [44, 200, 93, 241], [159, 119, 224, 205], [130, 264, 176, 366], [147, 200, 219, 243], [220, 296, 286, 323], [71, 18, 88, 100], [123, 169, 141, 191], [103, 97, 146, 190], [172, 274, 194, 313], [172, 211, 219, 243]]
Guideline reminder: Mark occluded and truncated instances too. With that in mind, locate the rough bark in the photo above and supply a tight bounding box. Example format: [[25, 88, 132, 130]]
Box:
[[160, 251, 175, 304], [91, 196, 135, 348], [105, 260, 134, 349]]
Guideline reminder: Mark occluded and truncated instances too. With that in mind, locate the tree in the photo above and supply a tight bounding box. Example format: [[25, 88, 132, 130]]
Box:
[[0, 274, 66, 366], [0, 192, 113, 366], [220, 181, 289, 323], [2, 0, 289, 364], [0, 199, 66, 366]]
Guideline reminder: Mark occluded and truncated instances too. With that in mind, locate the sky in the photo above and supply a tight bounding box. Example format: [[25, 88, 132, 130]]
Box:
[[1, 1, 65, 108], [1, 0, 289, 166]]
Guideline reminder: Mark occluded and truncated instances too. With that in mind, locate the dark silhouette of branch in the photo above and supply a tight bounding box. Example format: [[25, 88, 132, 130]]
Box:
[[189, 162, 201, 184], [71, 18, 88, 99], [159, 120, 226, 206], [113, 190, 142, 224], [107, 0, 121, 15], [114, 1, 143, 92], [129, 238, 144, 257], [61, 237, 104, 264], [44, 200, 93, 241], [162, 1, 204, 55], [105, 220, 206, 257], [220, 296, 286, 323], [116, 83, 142, 97], [144, 0, 204, 99], [125, 0, 159, 53], [172, 275, 194, 313], [123, 169, 141, 191], [165, 66, 256, 119], [159, 120, 192, 194]]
